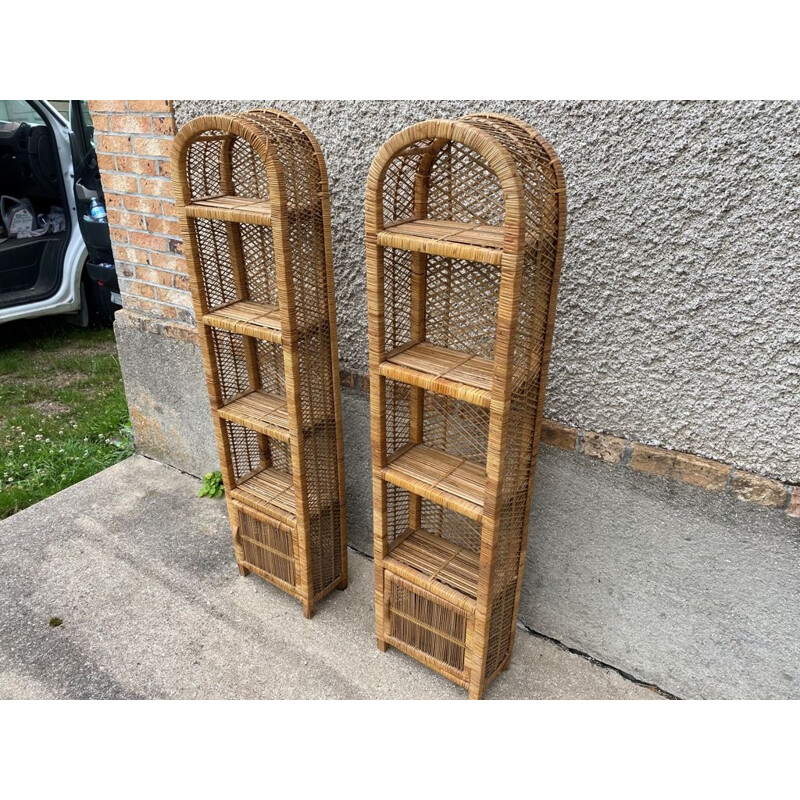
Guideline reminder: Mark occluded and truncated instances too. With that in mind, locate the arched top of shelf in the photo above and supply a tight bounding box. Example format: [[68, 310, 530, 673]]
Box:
[[366, 114, 565, 265], [171, 109, 327, 228]]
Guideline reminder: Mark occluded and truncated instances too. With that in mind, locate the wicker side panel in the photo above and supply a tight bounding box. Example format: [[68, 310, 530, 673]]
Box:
[[223, 420, 263, 481], [223, 419, 291, 481], [191, 217, 237, 310], [382, 246, 413, 354], [386, 573, 469, 678], [422, 391, 489, 463], [381, 137, 436, 225], [209, 328, 250, 403], [256, 339, 285, 396], [309, 504, 343, 596], [238, 223, 278, 306], [238, 509, 296, 589], [385, 483, 411, 548], [426, 140, 504, 227], [183, 130, 227, 201], [209, 329, 285, 406], [420, 499, 482, 554], [383, 378, 489, 464], [238, 115, 340, 412], [300, 420, 341, 514], [385, 378, 411, 455], [424, 255, 500, 359], [462, 116, 562, 678]]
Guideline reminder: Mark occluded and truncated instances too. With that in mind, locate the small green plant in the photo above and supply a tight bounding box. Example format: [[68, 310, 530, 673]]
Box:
[[198, 470, 224, 499]]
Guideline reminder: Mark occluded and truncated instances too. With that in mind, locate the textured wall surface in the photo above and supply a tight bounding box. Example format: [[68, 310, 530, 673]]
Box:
[[174, 101, 800, 483]]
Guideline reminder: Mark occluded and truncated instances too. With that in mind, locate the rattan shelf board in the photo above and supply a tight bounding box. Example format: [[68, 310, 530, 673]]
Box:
[[385, 529, 479, 602], [377, 219, 504, 266], [202, 300, 282, 342], [382, 444, 486, 522], [229, 467, 297, 526], [185, 195, 273, 226], [379, 342, 493, 408], [217, 389, 290, 442]]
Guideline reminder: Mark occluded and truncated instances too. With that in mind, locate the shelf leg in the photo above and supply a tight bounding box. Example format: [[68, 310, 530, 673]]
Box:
[[336, 577, 348, 591], [303, 600, 314, 619], [377, 638, 389, 652], [468, 683, 485, 701], [238, 563, 250, 577]]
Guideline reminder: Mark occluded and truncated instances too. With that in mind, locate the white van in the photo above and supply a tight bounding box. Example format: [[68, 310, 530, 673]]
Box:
[[0, 100, 119, 326]]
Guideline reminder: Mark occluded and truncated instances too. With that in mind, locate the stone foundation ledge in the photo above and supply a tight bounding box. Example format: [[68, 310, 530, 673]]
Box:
[[116, 308, 198, 344], [541, 420, 799, 519]]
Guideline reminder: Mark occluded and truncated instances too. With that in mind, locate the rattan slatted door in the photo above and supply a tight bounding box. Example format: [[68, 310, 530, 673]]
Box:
[[171, 110, 348, 618], [366, 114, 566, 698]]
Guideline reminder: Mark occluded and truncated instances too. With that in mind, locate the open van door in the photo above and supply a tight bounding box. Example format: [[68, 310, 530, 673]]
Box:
[[69, 100, 120, 318], [0, 100, 72, 312]]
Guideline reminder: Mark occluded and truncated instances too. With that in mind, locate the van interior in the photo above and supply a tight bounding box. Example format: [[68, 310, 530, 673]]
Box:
[[0, 100, 70, 309]]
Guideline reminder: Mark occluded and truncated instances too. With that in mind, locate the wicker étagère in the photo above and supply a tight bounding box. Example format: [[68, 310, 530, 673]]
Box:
[[171, 110, 347, 618], [366, 114, 566, 698]]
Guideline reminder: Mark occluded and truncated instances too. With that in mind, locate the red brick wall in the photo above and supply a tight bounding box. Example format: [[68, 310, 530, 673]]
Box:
[[88, 101, 193, 329]]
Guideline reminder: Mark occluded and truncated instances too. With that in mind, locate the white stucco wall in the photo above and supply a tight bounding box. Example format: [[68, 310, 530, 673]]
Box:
[[174, 101, 800, 483]]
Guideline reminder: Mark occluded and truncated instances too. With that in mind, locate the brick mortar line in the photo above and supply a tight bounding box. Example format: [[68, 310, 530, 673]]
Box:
[[98, 166, 171, 177], [121, 265, 188, 278], [99, 168, 172, 179], [122, 295, 192, 311], [105, 204, 178, 217], [120, 278, 189, 292], [107, 217, 180, 227], [96, 135, 175, 142], [104, 212, 180, 223], [110, 228, 181, 240], [108, 227, 181, 238], [105, 215, 180, 225], [99, 156, 171, 165], [109, 210, 177, 220], [117, 263, 186, 275]]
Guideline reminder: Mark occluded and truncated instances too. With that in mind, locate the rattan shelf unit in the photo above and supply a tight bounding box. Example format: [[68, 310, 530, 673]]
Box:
[[366, 114, 566, 698], [171, 110, 347, 618]]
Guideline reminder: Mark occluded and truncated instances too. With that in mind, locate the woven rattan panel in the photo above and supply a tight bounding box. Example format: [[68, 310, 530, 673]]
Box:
[[386, 573, 469, 681]]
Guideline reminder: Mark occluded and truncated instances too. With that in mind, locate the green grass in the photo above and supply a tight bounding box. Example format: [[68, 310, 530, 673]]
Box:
[[0, 318, 132, 519]]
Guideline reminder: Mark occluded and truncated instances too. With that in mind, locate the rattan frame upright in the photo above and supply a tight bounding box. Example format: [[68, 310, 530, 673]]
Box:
[[366, 114, 566, 698], [171, 110, 347, 618]]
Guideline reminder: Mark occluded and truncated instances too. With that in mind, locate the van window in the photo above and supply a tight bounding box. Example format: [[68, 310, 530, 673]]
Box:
[[0, 100, 45, 131]]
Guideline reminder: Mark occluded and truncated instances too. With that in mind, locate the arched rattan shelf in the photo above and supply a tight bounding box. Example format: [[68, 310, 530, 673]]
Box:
[[171, 109, 347, 618], [365, 113, 566, 698]]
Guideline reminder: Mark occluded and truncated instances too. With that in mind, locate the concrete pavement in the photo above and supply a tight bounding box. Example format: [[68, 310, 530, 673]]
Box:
[[0, 455, 663, 700]]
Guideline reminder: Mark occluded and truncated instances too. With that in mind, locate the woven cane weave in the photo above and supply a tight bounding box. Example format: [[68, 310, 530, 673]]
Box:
[[366, 114, 566, 698], [172, 110, 348, 618]]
